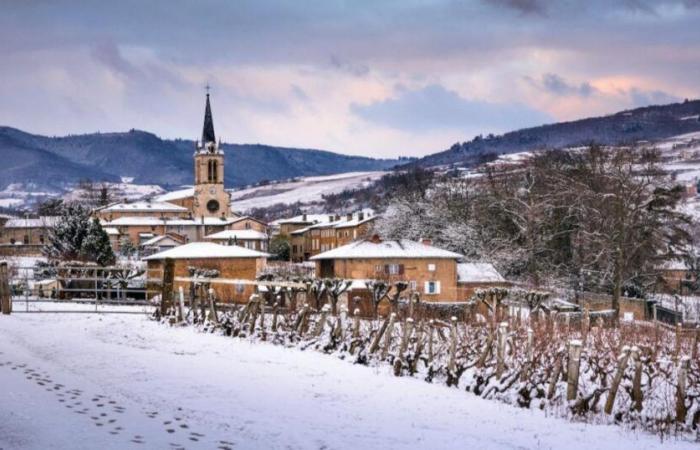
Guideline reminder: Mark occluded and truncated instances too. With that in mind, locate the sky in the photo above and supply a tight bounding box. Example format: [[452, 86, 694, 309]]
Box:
[[1, 0, 699, 158]]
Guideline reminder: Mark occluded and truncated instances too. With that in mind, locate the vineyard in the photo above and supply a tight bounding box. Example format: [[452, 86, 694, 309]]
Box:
[[156, 285, 700, 441]]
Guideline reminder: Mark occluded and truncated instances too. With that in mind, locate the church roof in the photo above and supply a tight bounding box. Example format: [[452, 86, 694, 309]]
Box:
[[202, 93, 216, 144]]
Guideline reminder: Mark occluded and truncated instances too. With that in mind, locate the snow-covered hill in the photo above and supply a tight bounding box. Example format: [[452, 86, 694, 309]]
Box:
[[229, 171, 385, 212]]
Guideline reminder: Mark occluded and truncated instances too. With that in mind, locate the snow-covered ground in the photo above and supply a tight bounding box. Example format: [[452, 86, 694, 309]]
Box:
[[230, 171, 384, 211], [1, 305, 694, 450]]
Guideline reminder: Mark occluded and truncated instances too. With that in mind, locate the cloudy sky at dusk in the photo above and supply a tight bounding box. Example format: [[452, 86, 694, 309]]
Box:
[[1, 0, 699, 157]]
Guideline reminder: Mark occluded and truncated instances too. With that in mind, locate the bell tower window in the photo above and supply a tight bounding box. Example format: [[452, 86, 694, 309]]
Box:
[[207, 160, 218, 183]]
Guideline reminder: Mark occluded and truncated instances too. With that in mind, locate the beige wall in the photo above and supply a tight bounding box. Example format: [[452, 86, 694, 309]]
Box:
[[148, 256, 266, 304], [317, 257, 460, 302]]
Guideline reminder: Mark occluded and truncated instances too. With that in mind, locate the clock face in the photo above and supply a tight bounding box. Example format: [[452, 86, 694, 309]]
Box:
[[206, 199, 220, 213]]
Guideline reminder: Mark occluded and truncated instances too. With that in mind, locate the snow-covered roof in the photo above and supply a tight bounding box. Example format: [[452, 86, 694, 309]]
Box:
[[103, 227, 120, 236], [101, 201, 187, 212], [273, 214, 337, 226], [153, 187, 195, 202], [457, 263, 505, 283], [333, 215, 376, 228], [141, 234, 183, 247], [4, 216, 60, 228], [310, 239, 463, 260], [205, 229, 268, 240], [104, 216, 241, 227], [144, 242, 270, 260]]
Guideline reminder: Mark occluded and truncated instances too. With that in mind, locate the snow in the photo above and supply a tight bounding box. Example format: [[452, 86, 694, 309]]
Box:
[[0, 198, 23, 208], [1, 308, 692, 450], [100, 201, 187, 212], [4, 216, 60, 228], [229, 172, 385, 211], [457, 262, 505, 283], [143, 242, 270, 260], [103, 216, 241, 227], [310, 239, 464, 260], [153, 187, 195, 202], [205, 229, 268, 240]]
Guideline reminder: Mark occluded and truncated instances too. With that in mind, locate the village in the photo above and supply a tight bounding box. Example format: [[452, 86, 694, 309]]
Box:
[[1, 94, 699, 449]]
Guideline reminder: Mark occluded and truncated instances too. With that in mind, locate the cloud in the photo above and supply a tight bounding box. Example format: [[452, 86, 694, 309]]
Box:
[[91, 41, 141, 79], [351, 84, 552, 134], [526, 73, 597, 97], [482, 0, 548, 15], [628, 88, 681, 107]]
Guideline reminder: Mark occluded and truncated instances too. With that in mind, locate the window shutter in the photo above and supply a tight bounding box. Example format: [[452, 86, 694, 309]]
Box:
[[398, 264, 405, 275], [424, 281, 430, 293], [384, 264, 390, 275], [435, 281, 441, 294]]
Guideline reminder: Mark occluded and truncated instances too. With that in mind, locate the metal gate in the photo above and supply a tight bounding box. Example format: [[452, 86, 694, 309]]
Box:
[[6, 263, 161, 314]]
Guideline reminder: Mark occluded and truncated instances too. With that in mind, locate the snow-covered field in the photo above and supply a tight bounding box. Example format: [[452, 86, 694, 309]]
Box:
[[230, 172, 384, 211], [1, 305, 694, 450]]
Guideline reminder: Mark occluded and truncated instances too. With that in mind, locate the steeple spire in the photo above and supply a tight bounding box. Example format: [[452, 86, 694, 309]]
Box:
[[201, 87, 216, 144]]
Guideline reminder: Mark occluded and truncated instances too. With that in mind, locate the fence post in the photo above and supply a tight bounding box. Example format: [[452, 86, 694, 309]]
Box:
[[604, 346, 631, 414], [566, 339, 582, 402], [159, 258, 174, 317], [0, 261, 10, 315], [676, 356, 689, 423], [496, 321, 508, 378]]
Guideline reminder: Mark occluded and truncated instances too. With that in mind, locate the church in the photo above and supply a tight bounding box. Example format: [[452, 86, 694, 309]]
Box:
[[97, 93, 269, 253]]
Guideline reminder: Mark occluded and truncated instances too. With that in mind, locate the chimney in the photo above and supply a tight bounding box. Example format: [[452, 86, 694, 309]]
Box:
[[302, 213, 307, 222], [370, 234, 382, 244], [358, 212, 364, 221], [346, 213, 352, 221], [420, 237, 432, 246], [335, 214, 340, 221]]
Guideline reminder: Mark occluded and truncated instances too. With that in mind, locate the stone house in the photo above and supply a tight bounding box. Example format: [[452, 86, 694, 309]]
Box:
[[309, 237, 464, 302], [144, 242, 270, 304]]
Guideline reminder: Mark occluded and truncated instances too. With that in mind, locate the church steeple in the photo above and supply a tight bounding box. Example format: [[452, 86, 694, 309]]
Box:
[[201, 92, 216, 144]]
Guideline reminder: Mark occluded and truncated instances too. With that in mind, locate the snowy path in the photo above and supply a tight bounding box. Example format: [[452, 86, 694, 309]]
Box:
[[0, 307, 694, 450]]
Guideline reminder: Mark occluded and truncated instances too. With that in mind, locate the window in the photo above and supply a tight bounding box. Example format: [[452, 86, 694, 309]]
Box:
[[376, 264, 404, 275], [236, 283, 245, 294], [428, 263, 436, 272], [409, 280, 417, 290], [207, 159, 218, 183], [424, 281, 441, 295], [23, 235, 29, 245]]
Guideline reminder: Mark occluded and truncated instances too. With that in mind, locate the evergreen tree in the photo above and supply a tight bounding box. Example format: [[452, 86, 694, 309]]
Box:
[[81, 218, 116, 266], [43, 203, 115, 265]]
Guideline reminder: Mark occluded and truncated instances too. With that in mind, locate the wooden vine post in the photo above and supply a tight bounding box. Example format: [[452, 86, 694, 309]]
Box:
[[177, 286, 185, 322], [0, 261, 11, 315], [566, 339, 582, 401], [159, 258, 175, 317], [208, 288, 219, 325], [448, 316, 458, 374], [604, 346, 631, 414], [496, 322, 508, 378], [676, 357, 689, 423], [630, 346, 643, 412]]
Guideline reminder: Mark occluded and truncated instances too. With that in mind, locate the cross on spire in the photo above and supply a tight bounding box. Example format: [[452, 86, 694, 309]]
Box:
[[205, 83, 211, 96]]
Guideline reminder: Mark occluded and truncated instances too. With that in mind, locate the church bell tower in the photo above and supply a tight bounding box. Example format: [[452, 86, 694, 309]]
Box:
[[192, 91, 232, 218]]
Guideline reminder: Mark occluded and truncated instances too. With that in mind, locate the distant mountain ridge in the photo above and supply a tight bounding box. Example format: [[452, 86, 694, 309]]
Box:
[[0, 127, 400, 191], [409, 99, 700, 168]]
